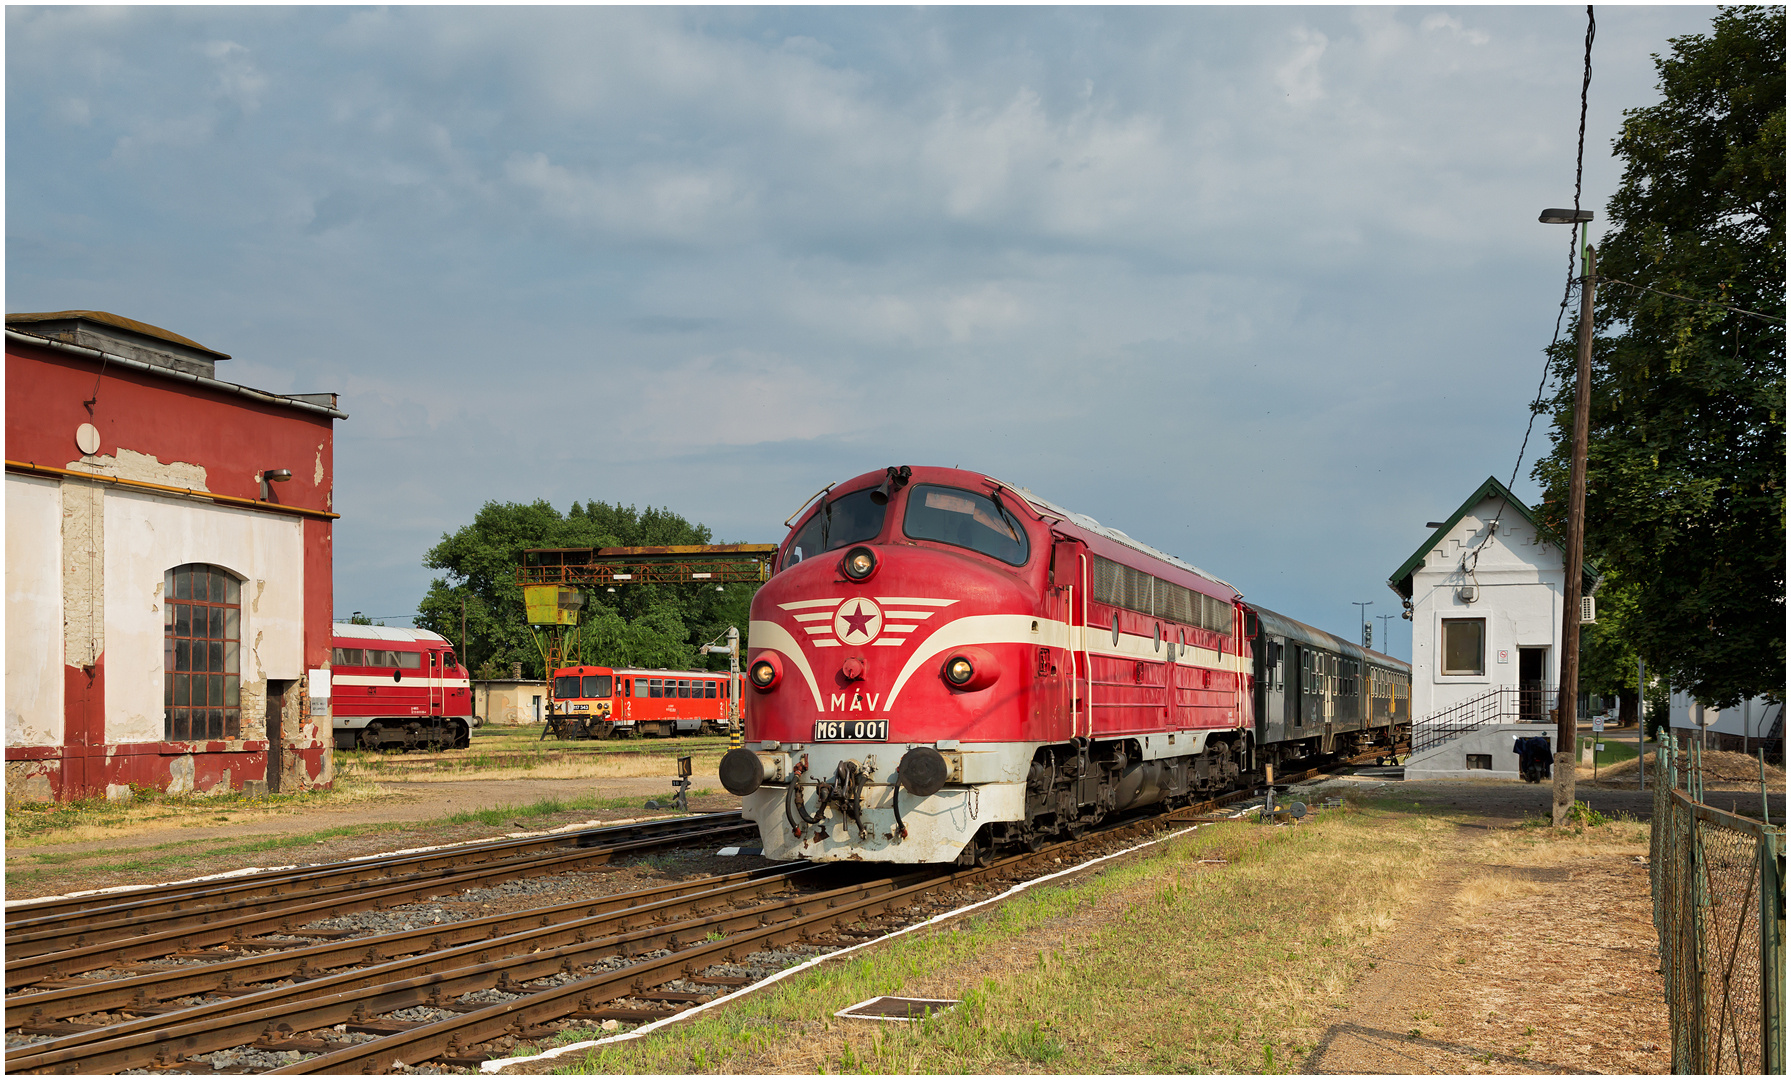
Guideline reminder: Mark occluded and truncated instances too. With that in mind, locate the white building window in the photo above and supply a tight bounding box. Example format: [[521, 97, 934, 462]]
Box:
[[1441, 618, 1485, 676], [164, 564, 241, 741]]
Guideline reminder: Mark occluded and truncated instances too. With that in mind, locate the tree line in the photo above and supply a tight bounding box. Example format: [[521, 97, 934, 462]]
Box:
[[1535, 7, 1783, 724], [413, 499, 754, 680]]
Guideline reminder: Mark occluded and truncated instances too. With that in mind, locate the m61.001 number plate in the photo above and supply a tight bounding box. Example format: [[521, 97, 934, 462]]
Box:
[[814, 719, 888, 742]]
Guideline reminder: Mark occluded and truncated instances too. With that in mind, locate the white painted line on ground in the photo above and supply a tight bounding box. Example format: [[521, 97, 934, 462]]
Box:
[[482, 821, 1208, 1073], [4, 814, 687, 909]]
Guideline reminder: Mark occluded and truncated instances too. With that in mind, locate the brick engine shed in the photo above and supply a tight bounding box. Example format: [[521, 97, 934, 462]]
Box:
[[5, 311, 346, 804]]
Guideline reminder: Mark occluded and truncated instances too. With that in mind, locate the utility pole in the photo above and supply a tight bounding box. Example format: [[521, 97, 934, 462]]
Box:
[[1376, 614, 1396, 655], [1553, 238, 1596, 827], [1352, 601, 1373, 650], [1637, 658, 1646, 791]]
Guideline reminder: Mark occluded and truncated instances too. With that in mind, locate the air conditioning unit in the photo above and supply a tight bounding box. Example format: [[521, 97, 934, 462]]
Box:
[[1581, 596, 1596, 624], [1456, 585, 1478, 604]]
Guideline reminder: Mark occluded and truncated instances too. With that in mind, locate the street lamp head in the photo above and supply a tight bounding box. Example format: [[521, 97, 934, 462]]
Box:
[[1539, 208, 1595, 224]]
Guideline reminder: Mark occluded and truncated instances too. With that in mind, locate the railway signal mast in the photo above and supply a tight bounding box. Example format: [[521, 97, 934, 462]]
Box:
[[516, 544, 776, 739]]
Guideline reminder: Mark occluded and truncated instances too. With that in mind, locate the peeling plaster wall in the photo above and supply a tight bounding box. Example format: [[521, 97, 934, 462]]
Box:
[[104, 489, 305, 744], [6, 475, 65, 747]]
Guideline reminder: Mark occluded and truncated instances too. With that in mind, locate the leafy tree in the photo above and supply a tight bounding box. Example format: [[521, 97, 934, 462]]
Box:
[[1535, 6, 1785, 709], [414, 500, 757, 679]]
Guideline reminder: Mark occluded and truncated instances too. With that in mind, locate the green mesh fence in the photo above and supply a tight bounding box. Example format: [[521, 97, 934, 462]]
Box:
[[1652, 744, 1785, 1073]]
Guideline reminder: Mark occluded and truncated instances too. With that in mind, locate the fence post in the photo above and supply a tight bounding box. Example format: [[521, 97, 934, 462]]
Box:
[[1765, 827, 1786, 1075]]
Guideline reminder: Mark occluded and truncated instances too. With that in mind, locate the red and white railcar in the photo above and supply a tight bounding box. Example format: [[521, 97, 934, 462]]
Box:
[[548, 665, 736, 738], [330, 623, 473, 750], [719, 466, 1254, 864]]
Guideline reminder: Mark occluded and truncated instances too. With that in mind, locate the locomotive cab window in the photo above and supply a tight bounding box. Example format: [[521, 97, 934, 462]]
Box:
[[785, 487, 887, 568], [582, 675, 612, 698], [902, 484, 1030, 566], [553, 675, 581, 698]]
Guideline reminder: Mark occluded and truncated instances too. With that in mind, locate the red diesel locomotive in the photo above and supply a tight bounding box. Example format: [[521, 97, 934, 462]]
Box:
[[722, 465, 1263, 864], [330, 623, 473, 751]]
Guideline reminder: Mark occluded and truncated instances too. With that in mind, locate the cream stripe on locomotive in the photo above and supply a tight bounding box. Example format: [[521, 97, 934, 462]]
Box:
[[332, 675, 472, 688], [753, 608, 1250, 714]]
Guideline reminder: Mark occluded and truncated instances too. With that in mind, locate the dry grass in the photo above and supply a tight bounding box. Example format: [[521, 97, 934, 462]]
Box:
[[4, 772, 387, 849], [546, 803, 1444, 1075], [336, 726, 728, 784], [1589, 747, 1784, 788]]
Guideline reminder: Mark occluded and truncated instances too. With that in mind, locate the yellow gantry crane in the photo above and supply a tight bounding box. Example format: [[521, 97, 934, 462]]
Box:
[[515, 544, 777, 742]]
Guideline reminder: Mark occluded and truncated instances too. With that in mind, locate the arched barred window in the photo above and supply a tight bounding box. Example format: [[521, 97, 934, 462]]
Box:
[[164, 564, 241, 740]]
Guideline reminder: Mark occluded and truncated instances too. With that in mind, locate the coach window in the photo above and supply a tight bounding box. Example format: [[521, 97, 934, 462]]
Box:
[[649, 679, 663, 699], [332, 646, 364, 666], [164, 564, 241, 742], [678, 679, 690, 698], [902, 484, 1029, 566], [1441, 619, 1486, 676], [705, 681, 717, 699], [785, 487, 887, 568]]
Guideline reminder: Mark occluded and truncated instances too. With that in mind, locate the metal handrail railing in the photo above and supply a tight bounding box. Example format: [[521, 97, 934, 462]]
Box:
[[1409, 684, 1557, 755]]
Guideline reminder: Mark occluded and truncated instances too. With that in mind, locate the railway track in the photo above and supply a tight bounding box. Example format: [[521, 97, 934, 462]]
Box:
[[5, 766, 1374, 1074], [4, 814, 754, 989]]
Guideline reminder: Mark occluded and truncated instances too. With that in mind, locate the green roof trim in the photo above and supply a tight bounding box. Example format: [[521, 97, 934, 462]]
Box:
[[1387, 475, 1595, 600]]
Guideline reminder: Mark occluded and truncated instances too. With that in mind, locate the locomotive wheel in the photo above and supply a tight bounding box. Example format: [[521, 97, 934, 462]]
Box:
[[452, 720, 470, 749], [360, 723, 383, 751]]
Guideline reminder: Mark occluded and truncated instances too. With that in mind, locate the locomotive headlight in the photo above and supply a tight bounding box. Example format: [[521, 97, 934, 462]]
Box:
[[841, 545, 878, 581], [749, 656, 782, 690], [939, 647, 1001, 692]]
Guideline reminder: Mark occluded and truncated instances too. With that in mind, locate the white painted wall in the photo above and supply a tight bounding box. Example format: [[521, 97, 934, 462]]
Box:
[[1409, 492, 1564, 724], [1405, 723, 1555, 781], [6, 475, 65, 747], [104, 490, 306, 744], [1668, 689, 1782, 741]]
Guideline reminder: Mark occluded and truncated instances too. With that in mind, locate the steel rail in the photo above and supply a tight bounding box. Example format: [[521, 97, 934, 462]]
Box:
[[267, 810, 1205, 1074], [4, 820, 752, 986], [5, 813, 743, 925], [5, 865, 810, 1031], [11, 771, 1350, 1071], [5, 865, 824, 1063], [6, 866, 947, 1074], [7, 817, 744, 958]]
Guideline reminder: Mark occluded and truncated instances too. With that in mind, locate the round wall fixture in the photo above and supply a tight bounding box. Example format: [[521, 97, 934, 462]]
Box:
[[75, 423, 100, 456]]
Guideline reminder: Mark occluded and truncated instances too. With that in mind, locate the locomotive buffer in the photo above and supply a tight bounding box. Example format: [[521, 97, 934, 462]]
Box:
[[517, 544, 775, 740]]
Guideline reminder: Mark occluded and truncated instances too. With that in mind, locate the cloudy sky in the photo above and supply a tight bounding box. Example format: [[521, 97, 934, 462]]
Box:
[[7, 5, 1719, 659]]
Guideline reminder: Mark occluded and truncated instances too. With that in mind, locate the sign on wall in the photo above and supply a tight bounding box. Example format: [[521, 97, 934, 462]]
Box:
[[308, 668, 331, 720]]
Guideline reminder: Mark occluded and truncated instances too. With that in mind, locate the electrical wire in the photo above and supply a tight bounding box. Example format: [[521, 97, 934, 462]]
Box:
[[1595, 276, 1787, 326], [1468, 6, 1595, 579]]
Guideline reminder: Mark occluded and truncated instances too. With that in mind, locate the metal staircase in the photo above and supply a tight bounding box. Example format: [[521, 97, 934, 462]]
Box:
[[1410, 685, 1556, 756]]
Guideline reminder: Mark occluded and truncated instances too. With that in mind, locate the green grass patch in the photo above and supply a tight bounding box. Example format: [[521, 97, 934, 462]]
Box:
[[556, 804, 1445, 1074], [4, 781, 370, 846], [442, 790, 718, 827], [1579, 736, 1642, 768]]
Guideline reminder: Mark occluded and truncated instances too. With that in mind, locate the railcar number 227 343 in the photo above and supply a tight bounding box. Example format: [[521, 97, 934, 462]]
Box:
[[814, 719, 889, 741]]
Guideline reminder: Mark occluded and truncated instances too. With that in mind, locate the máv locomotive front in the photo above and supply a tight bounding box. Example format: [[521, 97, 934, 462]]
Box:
[[719, 465, 1254, 864]]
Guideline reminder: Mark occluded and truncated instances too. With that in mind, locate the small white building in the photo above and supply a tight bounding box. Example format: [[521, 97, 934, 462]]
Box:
[[1388, 476, 1596, 732], [1668, 689, 1783, 757]]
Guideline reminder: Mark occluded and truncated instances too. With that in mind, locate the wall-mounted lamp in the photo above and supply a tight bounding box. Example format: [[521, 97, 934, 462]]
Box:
[[261, 468, 293, 501]]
